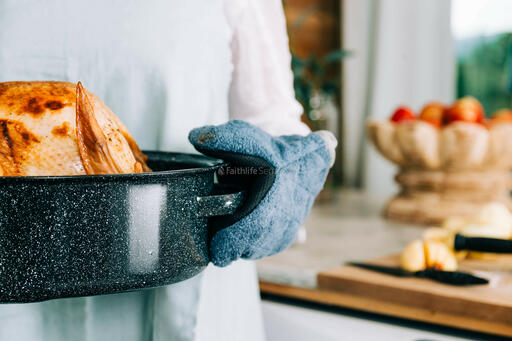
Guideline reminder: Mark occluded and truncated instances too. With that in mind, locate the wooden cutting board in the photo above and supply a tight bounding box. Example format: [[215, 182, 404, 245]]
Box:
[[317, 254, 512, 337]]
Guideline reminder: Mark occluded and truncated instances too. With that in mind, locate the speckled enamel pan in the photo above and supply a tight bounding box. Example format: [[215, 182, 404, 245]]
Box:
[[0, 151, 244, 303]]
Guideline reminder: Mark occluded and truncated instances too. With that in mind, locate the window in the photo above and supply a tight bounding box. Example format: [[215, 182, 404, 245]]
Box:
[[453, 0, 512, 115]]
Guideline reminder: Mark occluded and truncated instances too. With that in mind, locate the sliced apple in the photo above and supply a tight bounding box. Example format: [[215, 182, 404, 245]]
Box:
[[460, 224, 511, 239], [472, 202, 512, 236], [401, 240, 426, 272], [423, 227, 468, 261], [401, 239, 458, 272], [424, 240, 458, 271]]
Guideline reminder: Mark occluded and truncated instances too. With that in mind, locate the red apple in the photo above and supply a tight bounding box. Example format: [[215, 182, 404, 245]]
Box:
[[419, 102, 444, 127], [390, 106, 415, 123], [444, 97, 485, 125]]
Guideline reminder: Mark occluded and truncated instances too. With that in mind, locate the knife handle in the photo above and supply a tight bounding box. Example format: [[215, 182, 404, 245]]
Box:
[[454, 234, 512, 253]]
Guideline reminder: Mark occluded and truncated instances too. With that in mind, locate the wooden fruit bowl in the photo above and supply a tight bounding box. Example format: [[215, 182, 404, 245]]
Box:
[[367, 120, 512, 224]]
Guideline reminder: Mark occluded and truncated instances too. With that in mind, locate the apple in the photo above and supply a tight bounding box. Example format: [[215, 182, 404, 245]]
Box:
[[444, 96, 485, 124], [419, 102, 445, 127], [390, 106, 415, 123], [490, 109, 512, 125]]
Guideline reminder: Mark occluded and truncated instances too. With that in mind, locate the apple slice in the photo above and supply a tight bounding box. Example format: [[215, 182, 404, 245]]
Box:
[[424, 241, 458, 271], [401, 240, 426, 272], [401, 239, 458, 272]]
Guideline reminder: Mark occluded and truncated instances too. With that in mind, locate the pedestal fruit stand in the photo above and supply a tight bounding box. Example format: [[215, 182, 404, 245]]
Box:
[[368, 99, 512, 224]]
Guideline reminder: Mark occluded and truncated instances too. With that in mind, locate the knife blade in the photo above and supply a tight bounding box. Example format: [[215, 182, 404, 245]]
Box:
[[414, 268, 489, 285], [347, 262, 488, 286], [454, 234, 512, 253]]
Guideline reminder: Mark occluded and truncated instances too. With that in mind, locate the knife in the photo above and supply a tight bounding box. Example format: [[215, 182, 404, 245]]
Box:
[[454, 234, 512, 253], [347, 262, 489, 286]]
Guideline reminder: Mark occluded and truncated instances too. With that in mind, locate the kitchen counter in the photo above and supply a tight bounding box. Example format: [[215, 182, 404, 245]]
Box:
[[256, 190, 510, 340]]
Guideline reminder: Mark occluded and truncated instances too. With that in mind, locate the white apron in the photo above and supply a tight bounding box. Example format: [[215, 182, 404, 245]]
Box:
[[0, 1, 264, 340]]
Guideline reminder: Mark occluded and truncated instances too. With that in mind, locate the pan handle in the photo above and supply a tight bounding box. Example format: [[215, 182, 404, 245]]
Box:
[[196, 188, 245, 218], [195, 152, 275, 235]]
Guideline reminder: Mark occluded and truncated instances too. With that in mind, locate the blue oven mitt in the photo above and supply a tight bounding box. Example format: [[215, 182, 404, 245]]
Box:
[[188, 120, 335, 267]]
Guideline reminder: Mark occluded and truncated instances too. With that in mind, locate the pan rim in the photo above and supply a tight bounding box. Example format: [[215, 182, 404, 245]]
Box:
[[0, 151, 226, 183]]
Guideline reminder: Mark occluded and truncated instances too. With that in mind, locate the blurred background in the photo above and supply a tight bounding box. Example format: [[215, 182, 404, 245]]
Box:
[[264, 2, 512, 339], [283, 0, 512, 196]]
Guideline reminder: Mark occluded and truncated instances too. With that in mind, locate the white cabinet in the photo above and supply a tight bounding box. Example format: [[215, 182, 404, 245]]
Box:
[[262, 300, 472, 341]]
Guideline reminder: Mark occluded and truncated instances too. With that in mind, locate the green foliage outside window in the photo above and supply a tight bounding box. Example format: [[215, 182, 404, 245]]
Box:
[[456, 33, 512, 116]]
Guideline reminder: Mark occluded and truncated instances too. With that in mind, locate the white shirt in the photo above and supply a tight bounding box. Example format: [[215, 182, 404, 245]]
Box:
[[0, 1, 309, 341], [225, 0, 310, 136]]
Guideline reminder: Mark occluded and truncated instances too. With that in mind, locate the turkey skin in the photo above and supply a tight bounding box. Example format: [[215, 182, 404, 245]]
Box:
[[0, 81, 150, 176]]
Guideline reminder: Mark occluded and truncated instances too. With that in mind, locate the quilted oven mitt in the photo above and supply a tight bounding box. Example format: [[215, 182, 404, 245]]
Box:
[[189, 120, 336, 266]]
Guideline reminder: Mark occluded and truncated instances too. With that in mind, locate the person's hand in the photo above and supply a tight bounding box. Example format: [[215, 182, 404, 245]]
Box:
[[189, 120, 336, 266]]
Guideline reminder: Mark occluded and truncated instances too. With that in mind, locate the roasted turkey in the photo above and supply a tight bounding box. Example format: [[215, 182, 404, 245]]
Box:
[[0, 81, 150, 176]]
